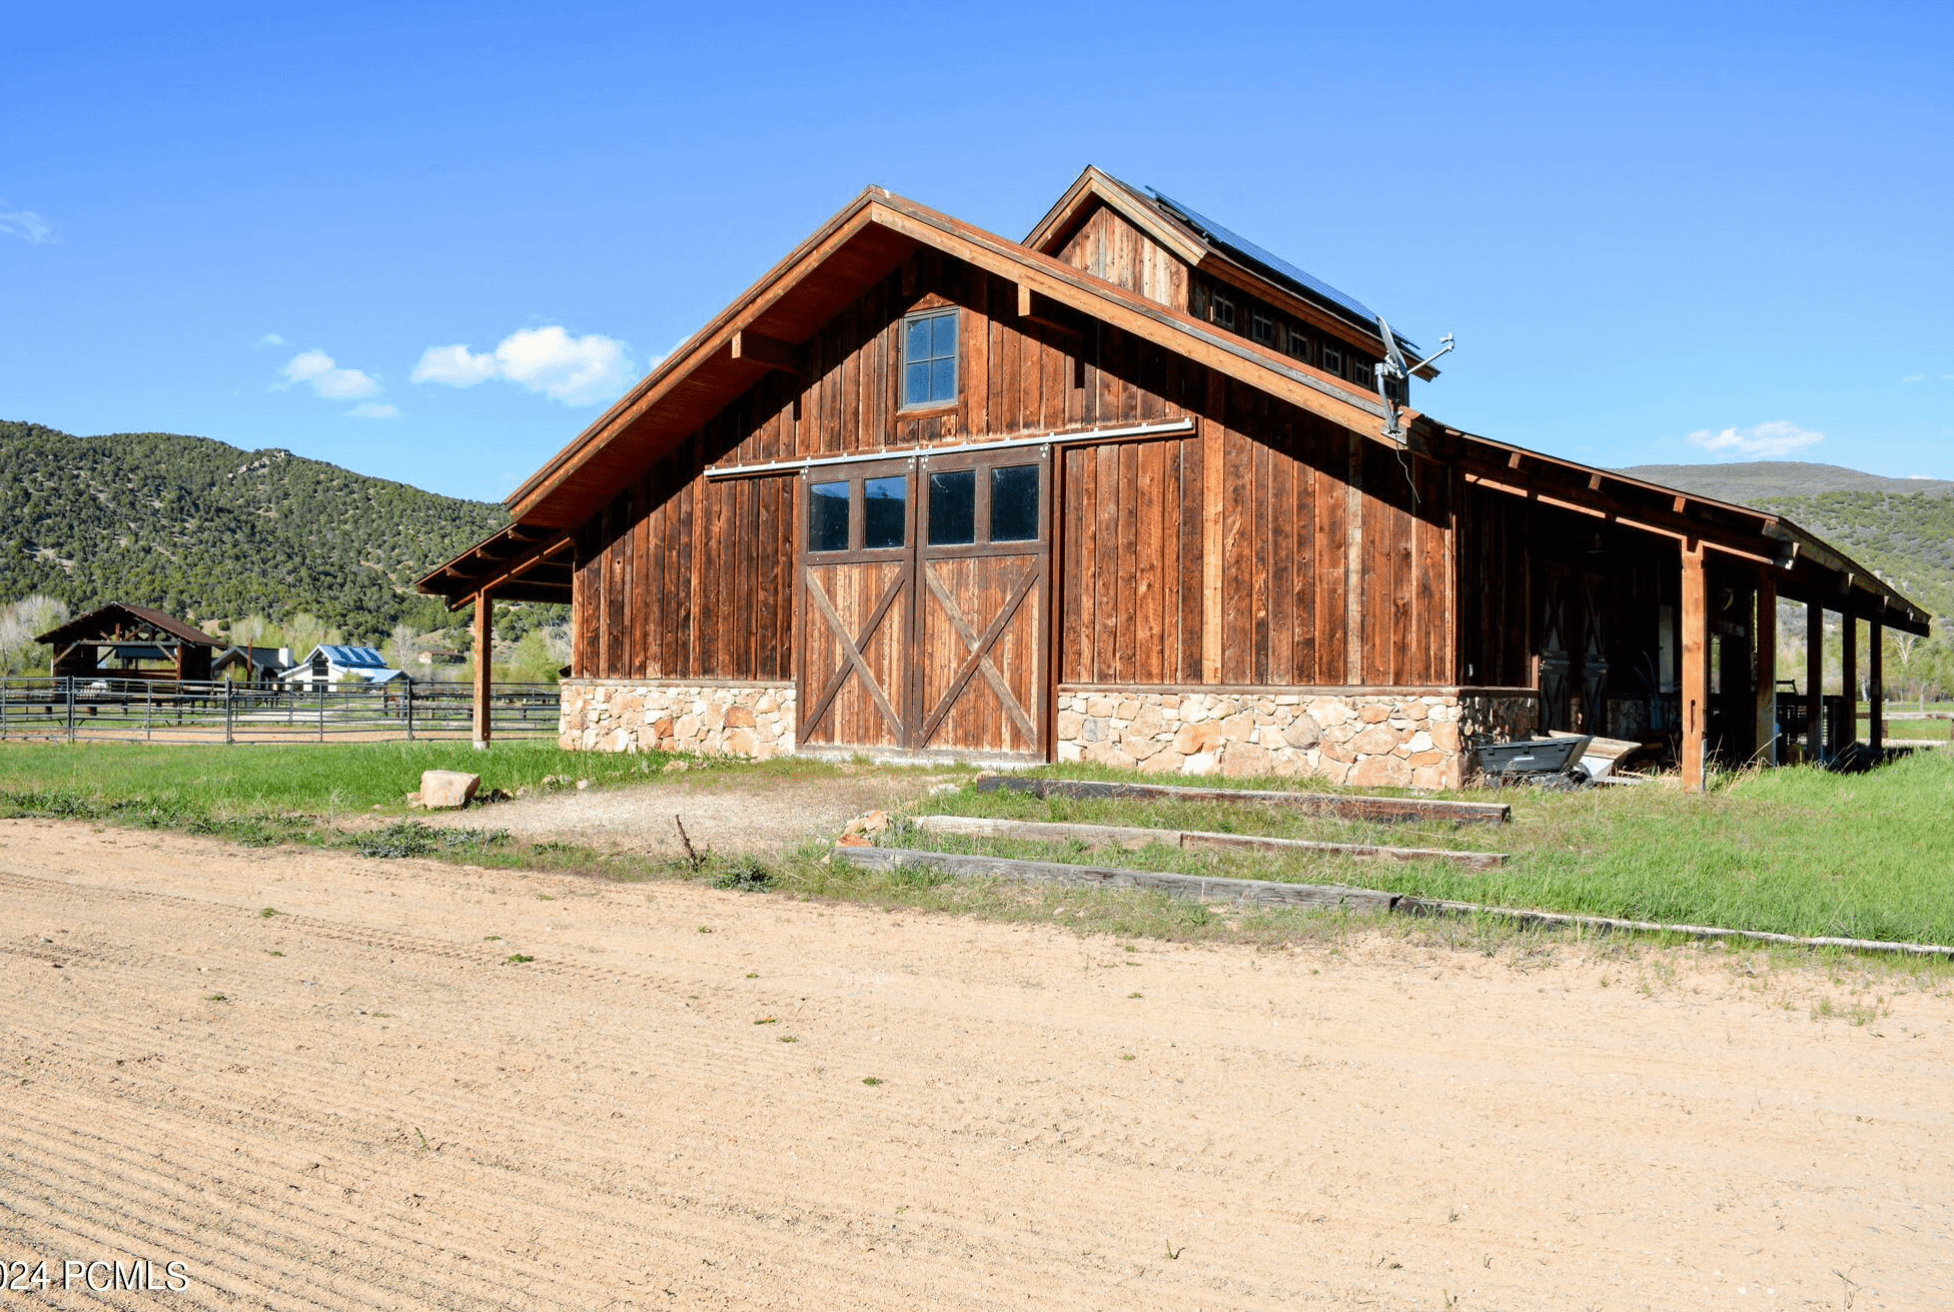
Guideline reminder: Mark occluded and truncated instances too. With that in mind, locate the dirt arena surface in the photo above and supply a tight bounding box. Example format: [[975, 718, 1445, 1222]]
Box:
[[1, 820, 1949, 1310], [438, 768, 951, 856]]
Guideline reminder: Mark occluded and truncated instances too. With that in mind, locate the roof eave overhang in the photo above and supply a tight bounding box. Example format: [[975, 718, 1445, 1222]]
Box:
[[1421, 418, 1931, 636]]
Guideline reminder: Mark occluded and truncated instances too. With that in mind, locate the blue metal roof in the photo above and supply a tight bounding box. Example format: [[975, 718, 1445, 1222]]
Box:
[[317, 645, 389, 668], [1142, 186, 1418, 353]]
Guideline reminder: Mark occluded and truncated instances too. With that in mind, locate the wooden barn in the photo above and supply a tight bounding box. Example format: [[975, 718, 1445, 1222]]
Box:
[[421, 168, 1929, 790], [36, 604, 221, 683]]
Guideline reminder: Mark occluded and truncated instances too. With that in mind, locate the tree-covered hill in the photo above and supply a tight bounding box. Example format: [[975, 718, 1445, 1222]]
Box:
[[0, 420, 509, 642]]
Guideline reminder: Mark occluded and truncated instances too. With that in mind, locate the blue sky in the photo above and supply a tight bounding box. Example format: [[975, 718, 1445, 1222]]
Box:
[[3, 1, 1950, 503]]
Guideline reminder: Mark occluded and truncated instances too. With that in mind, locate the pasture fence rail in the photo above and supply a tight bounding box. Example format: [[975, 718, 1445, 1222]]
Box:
[[0, 676, 560, 746]]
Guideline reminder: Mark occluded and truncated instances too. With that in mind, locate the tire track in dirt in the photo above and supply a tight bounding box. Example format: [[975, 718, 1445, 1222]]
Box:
[[3, 820, 1950, 1309]]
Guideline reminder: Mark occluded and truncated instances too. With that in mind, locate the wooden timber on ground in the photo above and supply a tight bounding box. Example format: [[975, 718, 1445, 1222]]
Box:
[[972, 773, 1511, 825], [913, 813, 1506, 870], [836, 845, 1398, 911], [831, 846, 1954, 960]]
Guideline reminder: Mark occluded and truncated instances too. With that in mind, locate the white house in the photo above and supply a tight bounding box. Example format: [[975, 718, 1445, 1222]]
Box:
[[278, 645, 408, 688]]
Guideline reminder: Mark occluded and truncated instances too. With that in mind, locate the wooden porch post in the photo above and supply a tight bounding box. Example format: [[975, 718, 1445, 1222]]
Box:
[[1841, 613, 1858, 750], [1754, 571, 1777, 766], [1806, 601, 1823, 762], [1680, 539, 1708, 792], [1869, 620, 1884, 752], [473, 590, 494, 750]]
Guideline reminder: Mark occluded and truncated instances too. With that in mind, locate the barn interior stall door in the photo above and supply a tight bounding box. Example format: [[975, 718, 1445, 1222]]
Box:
[[1537, 565, 1574, 731], [795, 448, 1050, 759]]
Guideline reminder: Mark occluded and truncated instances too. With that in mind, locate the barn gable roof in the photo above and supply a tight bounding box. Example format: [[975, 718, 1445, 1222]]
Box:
[[499, 185, 1399, 534], [36, 603, 222, 648]]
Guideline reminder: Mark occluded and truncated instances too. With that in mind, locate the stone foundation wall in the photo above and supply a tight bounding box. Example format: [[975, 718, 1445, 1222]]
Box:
[[559, 680, 795, 757], [1056, 687, 1539, 789]]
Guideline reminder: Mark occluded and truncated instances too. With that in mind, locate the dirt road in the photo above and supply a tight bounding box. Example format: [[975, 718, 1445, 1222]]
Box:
[[1, 819, 1948, 1310]]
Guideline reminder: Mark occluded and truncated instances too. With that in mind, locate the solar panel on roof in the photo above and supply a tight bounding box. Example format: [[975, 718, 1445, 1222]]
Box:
[[1143, 186, 1418, 354]]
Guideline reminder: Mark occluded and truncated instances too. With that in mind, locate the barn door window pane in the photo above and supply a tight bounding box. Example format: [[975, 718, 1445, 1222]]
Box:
[[901, 309, 958, 408], [989, 465, 1040, 542], [808, 480, 849, 553], [927, 469, 976, 545], [862, 475, 907, 549]]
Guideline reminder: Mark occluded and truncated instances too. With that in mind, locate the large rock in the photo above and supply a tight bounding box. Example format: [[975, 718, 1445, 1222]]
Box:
[[419, 770, 480, 810]]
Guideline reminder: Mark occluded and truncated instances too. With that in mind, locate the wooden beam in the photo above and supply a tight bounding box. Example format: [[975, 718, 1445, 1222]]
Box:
[[1014, 280, 1080, 335], [973, 772, 1512, 825], [913, 814, 1508, 870], [472, 591, 494, 750], [1870, 620, 1884, 752], [1681, 539, 1708, 792], [1842, 613, 1858, 751], [1806, 599, 1824, 763], [446, 535, 574, 612], [836, 845, 1401, 912], [1755, 570, 1777, 766], [730, 329, 802, 374]]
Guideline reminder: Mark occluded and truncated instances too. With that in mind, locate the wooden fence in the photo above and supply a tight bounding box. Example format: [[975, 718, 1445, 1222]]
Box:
[[0, 677, 560, 745]]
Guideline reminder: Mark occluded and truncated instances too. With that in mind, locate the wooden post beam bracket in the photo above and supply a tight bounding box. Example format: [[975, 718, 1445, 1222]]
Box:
[[730, 329, 804, 374]]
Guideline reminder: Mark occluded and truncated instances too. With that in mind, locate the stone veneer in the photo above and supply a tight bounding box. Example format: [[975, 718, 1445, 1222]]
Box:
[[559, 680, 795, 758], [1055, 687, 1539, 789]]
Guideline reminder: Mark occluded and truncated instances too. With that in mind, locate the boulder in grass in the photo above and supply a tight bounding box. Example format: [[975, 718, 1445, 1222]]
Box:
[[419, 770, 480, 810]]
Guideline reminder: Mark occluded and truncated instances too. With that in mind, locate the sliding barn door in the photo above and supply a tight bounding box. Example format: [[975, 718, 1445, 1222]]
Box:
[[797, 460, 915, 751], [793, 447, 1051, 760], [912, 447, 1050, 758]]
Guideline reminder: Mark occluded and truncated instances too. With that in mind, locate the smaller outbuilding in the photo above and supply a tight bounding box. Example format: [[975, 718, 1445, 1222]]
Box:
[[211, 644, 291, 686], [35, 604, 223, 682], [279, 645, 408, 688]]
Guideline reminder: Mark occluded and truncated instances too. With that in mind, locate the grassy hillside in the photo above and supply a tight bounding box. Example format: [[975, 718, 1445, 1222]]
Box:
[[0, 420, 508, 642], [1618, 461, 1954, 503]]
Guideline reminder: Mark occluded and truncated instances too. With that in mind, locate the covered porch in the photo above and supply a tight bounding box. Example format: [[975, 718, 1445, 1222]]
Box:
[[1446, 430, 1931, 790], [416, 523, 572, 747]]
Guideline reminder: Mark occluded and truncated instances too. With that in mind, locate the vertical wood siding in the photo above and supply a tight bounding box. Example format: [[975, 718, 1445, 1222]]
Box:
[[1051, 204, 1190, 309], [572, 248, 1459, 690]]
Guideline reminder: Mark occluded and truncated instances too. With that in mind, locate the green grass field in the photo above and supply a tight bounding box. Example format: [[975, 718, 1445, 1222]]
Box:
[[1, 738, 1950, 950]]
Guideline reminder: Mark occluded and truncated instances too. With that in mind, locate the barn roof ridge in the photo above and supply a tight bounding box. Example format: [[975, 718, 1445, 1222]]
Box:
[[503, 184, 1399, 529], [1022, 165, 1430, 369], [35, 602, 222, 648]]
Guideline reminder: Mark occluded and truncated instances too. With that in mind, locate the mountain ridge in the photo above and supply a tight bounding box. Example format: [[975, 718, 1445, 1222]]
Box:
[[0, 420, 509, 641]]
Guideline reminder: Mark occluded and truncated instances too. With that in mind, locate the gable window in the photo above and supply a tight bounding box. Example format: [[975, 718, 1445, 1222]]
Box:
[[1320, 343, 1343, 375], [1210, 294, 1236, 330], [902, 309, 958, 409], [1285, 328, 1311, 363], [1249, 310, 1275, 346]]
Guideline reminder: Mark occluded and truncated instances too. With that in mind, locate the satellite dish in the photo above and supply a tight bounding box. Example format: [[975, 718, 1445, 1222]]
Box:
[[1373, 317, 1455, 442]]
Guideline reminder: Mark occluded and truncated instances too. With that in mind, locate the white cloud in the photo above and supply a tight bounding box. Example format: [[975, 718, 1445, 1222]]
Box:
[[347, 402, 399, 419], [279, 349, 379, 400], [255, 333, 285, 349], [1684, 420, 1824, 460], [410, 343, 499, 388], [0, 204, 53, 244], [1902, 373, 1927, 383], [412, 325, 633, 405]]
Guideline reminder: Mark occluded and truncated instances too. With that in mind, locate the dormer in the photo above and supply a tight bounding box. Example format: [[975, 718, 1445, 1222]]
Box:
[[1026, 166, 1434, 407]]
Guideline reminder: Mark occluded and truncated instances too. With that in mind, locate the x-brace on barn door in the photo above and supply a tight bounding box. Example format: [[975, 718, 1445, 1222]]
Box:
[[796, 447, 1051, 759]]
